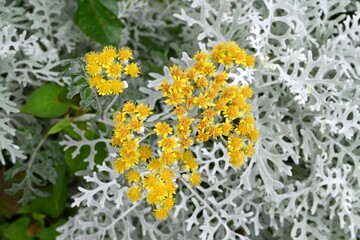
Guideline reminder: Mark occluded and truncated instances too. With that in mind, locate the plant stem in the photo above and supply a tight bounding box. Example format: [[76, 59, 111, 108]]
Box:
[[92, 88, 103, 117], [103, 95, 119, 119]]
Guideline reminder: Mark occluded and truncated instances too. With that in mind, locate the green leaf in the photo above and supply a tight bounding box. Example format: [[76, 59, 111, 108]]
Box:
[[3, 217, 31, 240], [76, 0, 122, 45], [64, 146, 89, 173], [21, 83, 70, 118], [36, 218, 66, 240], [48, 115, 71, 135], [100, 0, 119, 15]]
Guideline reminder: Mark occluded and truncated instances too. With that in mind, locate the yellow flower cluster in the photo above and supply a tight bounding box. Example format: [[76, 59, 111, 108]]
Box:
[[159, 41, 259, 167], [84, 46, 141, 96], [110, 41, 259, 220], [112, 101, 202, 220]]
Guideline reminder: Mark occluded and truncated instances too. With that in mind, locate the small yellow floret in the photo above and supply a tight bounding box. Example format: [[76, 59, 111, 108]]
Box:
[[158, 137, 178, 153], [154, 122, 173, 137], [136, 103, 152, 119], [159, 168, 174, 182], [124, 63, 141, 77], [106, 63, 122, 78], [189, 172, 202, 187], [118, 47, 133, 60], [147, 159, 163, 172], [162, 197, 175, 209], [153, 207, 170, 220], [127, 185, 142, 202], [126, 169, 141, 183], [114, 158, 126, 173], [139, 145, 152, 160], [122, 101, 137, 114], [89, 75, 102, 88], [109, 79, 123, 94]]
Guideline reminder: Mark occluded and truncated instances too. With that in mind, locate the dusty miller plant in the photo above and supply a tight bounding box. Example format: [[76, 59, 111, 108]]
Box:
[[56, 0, 360, 239]]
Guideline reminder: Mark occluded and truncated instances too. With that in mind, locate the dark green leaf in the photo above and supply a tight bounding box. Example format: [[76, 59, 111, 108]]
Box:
[[48, 115, 71, 135], [3, 217, 31, 240], [76, 0, 122, 45], [64, 146, 89, 173], [36, 219, 67, 240], [21, 83, 70, 118]]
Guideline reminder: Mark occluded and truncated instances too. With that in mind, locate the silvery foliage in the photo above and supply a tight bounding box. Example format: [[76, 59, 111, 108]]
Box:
[[0, 0, 81, 202], [58, 0, 360, 239]]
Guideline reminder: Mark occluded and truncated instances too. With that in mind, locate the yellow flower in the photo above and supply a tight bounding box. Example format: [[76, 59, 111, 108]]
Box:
[[136, 103, 152, 119], [229, 151, 245, 168], [174, 106, 187, 117], [109, 79, 123, 94], [142, 174, 157, 190], [158, 80, 171, 96], [189, 171, 202, 187], [158, 137, 178, 153], [244, 144, 255, 157], [179, 137, 193, 149], [165, 88, 184, 106], [122, 138, 139, 152], [241, 85, 253, 98], [139, 145, 152, 160], [236, 122, 250, 135], [97, 46, 116, 67], [89, 75, 102, 88], [234, 48, 247, 66], [243, 115, 255, 126], [228, 135, 244, 152], [159, 168, 174, 182], [193, 50, 209, 62], [246, 54, 256, 68], [208, 124, 223, 139], [159, 152, 177, 165], [126, 169, 141, 183], [86, 62, 101, 76], [114, 158, 126, 173], [121, 151, 140, 169], [162, 196, 175, 209], [147, 158, 163, 172], [215, 97, 228, 113], [195, 76, 209, 89], [113, 124, 130, 142], [113, 111, 126, 123], [127, 185, 142, 202], [169, 64, 184, 78], [196, 130, 209, 142], [163, 181, 177, 195], [96, 80, 112, 95], [147, 190, 162, 205], [129, 117, 143, 132], [221, 121, 233, 136], [224, 105, 241, 119], [153, 207, 170, 220], [197, 117, 213, 130], [154, 122, 173, 137], [202, 62, 216, 75], [124, 63, 141, 77], [106, 62, 122, 78], [194, 93, 213, 109], [182, 151, 198, 170], [248, 129, 260, 142], [84, 51, 98, 65], [213, 72, 228, 87], [118, 47, 133, 60], [122, 101, 137, 114]]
